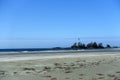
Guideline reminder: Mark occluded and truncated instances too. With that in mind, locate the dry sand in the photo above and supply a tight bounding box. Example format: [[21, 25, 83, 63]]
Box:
[[0, 51, 120, 80]]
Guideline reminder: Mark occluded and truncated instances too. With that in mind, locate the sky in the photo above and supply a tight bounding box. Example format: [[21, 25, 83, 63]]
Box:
[[0, 0, 120, 48]]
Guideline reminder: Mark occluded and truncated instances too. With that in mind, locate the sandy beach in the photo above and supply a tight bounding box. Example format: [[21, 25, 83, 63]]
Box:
[[0, 50, 120, 80]]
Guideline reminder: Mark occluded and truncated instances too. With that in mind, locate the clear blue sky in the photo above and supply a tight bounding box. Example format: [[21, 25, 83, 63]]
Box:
[[0, 0, 120, 48]]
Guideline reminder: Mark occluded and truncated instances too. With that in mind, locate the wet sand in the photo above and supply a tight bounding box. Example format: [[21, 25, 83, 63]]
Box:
[[0, 51, 120, 80]]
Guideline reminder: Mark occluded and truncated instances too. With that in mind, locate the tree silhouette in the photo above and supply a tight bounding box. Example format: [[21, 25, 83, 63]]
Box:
[[78, 42, 82, 48], [71, 42, 78, 49], [92, 42, 98, 48], [98, 43, 104, 48], [106, 44, 111, 48], [82, 43, 86, 49], [86, 42, 93, 48], [71, 41, 110, 49]]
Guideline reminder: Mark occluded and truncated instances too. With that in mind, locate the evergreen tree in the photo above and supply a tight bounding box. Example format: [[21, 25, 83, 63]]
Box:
[[98, 43, 104, 48], [92, 42, 98, 48], [71, 42, 78, 49], [87, 42, 93, 48], [78, 42, 83, 48], [106, 44, 111, 48], [82, 43, 86, 49]]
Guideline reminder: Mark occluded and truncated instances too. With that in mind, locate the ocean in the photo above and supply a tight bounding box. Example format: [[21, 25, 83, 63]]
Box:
[[0, 48, 120, 62], [0, 48, 120, 53], [0, 48, 75, 53], [0, 48, 51, 52]]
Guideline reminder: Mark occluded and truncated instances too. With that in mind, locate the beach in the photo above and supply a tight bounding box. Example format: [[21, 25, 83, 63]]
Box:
[[0, 50, 120, 80]]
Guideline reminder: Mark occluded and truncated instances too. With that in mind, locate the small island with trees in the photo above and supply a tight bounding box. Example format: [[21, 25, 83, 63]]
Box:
[[53, 40, 114, 50], [71, 41, 111, 49]]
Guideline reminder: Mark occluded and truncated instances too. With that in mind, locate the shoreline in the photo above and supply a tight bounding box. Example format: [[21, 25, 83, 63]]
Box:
[[0, 48, 120, 53], [0, 51, 119, 62]]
